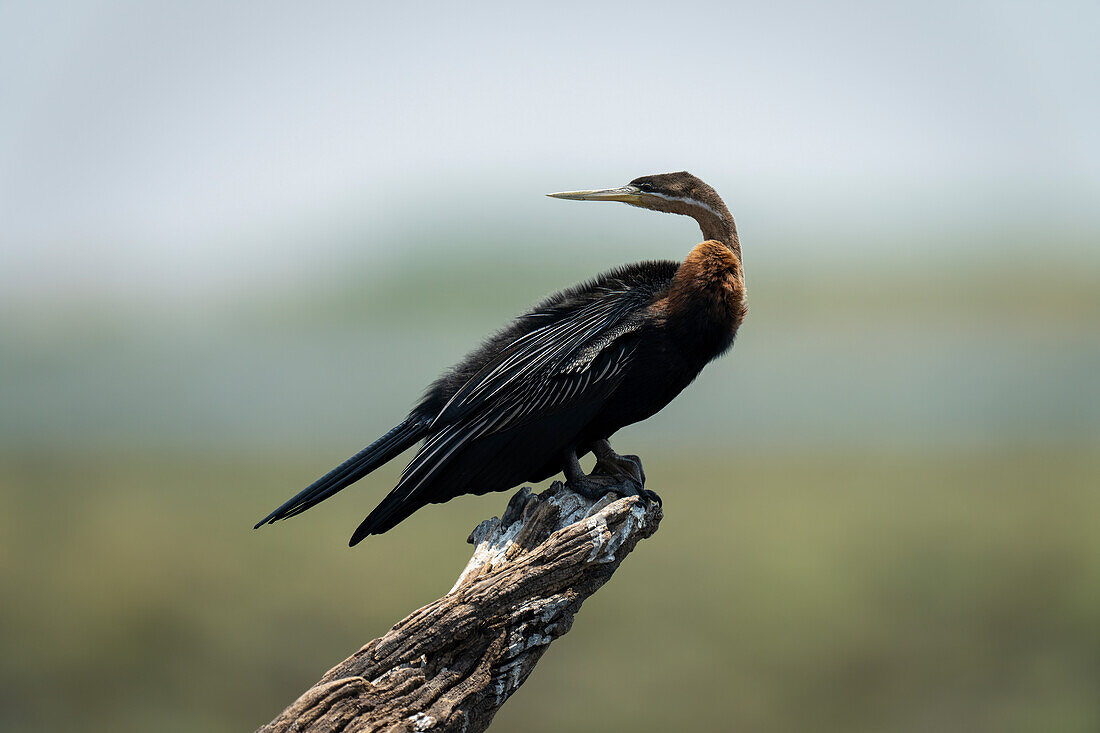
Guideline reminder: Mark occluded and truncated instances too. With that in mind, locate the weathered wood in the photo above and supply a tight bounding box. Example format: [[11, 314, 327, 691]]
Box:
[[258, 480, 662, 733]]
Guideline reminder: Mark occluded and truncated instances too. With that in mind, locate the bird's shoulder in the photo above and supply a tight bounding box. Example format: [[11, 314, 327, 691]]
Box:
[[417, 260, 679, 413], [531, 259, 681, 315]]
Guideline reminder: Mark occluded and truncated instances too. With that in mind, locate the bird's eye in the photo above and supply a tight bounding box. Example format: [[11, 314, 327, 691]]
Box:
[[636, 182, 652, 192]]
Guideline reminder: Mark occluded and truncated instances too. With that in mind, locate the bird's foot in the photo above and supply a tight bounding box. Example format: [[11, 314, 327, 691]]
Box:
[[566, 471, 661, 507], [593, 452, 646, 487]]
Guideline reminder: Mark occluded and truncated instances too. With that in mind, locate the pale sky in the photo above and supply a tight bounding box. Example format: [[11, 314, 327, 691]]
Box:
[[2, 0, 1097, 305]]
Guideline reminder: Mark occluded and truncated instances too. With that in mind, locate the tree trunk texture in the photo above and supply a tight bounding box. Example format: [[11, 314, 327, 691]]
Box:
[[258, 480, 663, 733]]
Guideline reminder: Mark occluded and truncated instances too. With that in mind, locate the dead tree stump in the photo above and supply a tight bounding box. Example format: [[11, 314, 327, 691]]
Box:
[[258, 480, 662, 733]]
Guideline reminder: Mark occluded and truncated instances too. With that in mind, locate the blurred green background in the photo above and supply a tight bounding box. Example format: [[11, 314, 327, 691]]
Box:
[[2, 1, 1098, 731]]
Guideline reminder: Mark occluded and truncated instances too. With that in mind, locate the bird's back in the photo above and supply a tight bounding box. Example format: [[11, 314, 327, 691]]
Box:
[[412, 259, 681, 417]]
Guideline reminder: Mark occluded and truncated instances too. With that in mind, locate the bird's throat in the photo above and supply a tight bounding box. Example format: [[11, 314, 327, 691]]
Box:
[[695, 208, 741, 265]]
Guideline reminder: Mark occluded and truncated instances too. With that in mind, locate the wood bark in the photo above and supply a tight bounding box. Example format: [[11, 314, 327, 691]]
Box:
[[258, 480, 662, 733]]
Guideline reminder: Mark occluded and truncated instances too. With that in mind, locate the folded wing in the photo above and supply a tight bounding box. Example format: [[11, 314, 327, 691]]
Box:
[[349, 287, 650, 543]]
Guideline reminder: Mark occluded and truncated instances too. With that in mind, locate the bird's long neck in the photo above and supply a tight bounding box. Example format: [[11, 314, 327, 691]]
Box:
[[690, 202, 741, 264]]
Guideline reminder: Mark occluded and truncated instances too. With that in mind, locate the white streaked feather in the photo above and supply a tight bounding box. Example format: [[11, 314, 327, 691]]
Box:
[[647, 191, 724, 221], [396, 284, 647, 502]]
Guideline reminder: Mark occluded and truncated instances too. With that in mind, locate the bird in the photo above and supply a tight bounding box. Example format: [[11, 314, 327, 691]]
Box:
[[255, 171, 747, 546]]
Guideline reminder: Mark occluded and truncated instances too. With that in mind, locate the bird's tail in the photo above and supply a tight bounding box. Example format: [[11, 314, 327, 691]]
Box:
[[253, 416, 428, 529]]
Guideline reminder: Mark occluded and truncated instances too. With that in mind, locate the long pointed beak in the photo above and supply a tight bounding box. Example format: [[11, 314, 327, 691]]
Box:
[[546, 185, 642, 203]]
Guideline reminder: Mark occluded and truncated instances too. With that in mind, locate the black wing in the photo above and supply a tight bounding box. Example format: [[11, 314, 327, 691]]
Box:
[[349, 287, 649, 542]]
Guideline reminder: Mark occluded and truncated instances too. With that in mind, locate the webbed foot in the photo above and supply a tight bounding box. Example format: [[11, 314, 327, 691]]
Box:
[[563, 444, 661, 506], [593, 452, 646, 487], [565, 470, 661, 507]]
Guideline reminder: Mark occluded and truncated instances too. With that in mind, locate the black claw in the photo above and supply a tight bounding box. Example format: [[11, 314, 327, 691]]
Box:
[[618, 482, 661, 508]]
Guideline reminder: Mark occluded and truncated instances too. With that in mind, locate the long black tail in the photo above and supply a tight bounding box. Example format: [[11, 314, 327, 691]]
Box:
[[253, 417, 428, 529]]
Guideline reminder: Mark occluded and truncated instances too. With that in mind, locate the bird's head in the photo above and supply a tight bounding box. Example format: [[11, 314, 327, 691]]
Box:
[[547, 171, 728, 223]]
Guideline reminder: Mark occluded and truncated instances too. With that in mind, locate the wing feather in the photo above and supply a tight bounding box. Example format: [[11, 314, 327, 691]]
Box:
[[365, 287, 649, 528]]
